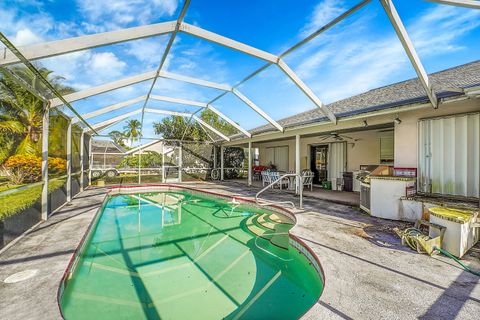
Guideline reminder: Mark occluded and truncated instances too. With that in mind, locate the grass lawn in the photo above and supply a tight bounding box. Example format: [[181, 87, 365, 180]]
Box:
[[0, 178, 66, 220]]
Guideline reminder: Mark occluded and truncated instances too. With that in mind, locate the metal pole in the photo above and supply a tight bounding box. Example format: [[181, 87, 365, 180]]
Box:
[[248, 141, 252, 186], [178, 142, 183, 182], [41, 104, 49, 220], [88, 137, 92, 186], [138, 139, 142, 185], [295, 134, 301, 194], [80, 132, 84, 192], [66, 120, 72, 202], [220, 145, 224, 181], [162, 142, 165, 183], [213, 145, 217, 169]]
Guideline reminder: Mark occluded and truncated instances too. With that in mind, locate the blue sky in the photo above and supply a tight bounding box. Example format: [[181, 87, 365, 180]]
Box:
[[1, 0, 479, 139]]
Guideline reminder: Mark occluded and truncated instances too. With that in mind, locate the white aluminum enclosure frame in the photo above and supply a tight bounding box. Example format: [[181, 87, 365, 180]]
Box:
[[0, 21, 176, 66], [381, 0, 438, 108], [7, 0, 474, 137], [424, 0, 480, 8], [1, 0, 477, 225], [145, 108, 231, 141], [73, 94, 251, 138]]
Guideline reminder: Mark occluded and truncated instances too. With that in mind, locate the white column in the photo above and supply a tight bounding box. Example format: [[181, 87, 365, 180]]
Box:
[[41, 105, 49, 220], [213, 145, 217, 169], [248, 141, 252, 186], [138, 142, 142, 185], [80, 132, 84, 192], [66, 121, 72, 202], [162, 142, 165, 183], [88, 137, 92, 186], [295, 134, 301, 194], [220, 145, 224, 181], [178, 142, 183, 182]]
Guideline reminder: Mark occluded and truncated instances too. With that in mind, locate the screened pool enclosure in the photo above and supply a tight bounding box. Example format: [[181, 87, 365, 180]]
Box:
[[0, 0, 478, 228]]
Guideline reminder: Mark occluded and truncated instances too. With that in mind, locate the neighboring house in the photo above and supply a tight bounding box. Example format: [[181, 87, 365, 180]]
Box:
[[91, 139, 175, 173], [226, 61, 480, 204]]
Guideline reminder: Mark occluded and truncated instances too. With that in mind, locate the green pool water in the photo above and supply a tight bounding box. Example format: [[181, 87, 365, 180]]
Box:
[[60, 191, 323, 319]]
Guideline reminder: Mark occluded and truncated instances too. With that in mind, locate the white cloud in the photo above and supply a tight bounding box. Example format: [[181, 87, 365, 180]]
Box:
[[290, 3, 480, 103], [301, 0, 346, 37], [125, 37, 168, 66], [12, 28, 43, 45], [76, 0, 179, 29], [90, 52, 127, 77]]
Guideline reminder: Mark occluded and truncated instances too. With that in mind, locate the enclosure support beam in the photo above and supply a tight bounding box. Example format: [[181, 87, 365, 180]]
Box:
[[381, 0, 438, 108], [295, 134, 301, 194], [207, 105, 251, 138], [162, 143, 165, 183], [50, 72, 157, 107], [424, 0, 480, 8], [74, 96, 147, 123], [89, 109, 143, 131], [277, 60, 337, 123], [220, 146, 224, 181], [178, 142, 183, 183], [193, 116, 231, 141], [80, 132, 84, 192], [248, 141, 252, 186], [88, 138, 92, 186], [66, 121, 72, 202], [232, 89, 283, 132], [0, 21, 176, 66], [41, 104, 49, 220]]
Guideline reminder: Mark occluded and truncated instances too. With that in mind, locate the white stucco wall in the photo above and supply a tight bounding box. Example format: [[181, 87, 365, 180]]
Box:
[[393, 98, 480, 168], [256, 129, 388, 172]]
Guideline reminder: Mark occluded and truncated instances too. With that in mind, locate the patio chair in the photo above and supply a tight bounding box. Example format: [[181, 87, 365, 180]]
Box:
[[261, 171, 271, 187], [270, 171, 289, 190], [301, 170, 314, 192]]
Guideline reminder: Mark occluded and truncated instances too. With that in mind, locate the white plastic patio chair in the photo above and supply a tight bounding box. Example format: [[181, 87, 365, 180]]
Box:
[[270, 171, 289, 190], [301, 170, 314, 192]]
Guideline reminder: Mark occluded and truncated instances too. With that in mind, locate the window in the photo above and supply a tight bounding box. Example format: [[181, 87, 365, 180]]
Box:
[[379, 131, 394, 164], [418, 113, 479, 198], [265, 146, 289, 171]]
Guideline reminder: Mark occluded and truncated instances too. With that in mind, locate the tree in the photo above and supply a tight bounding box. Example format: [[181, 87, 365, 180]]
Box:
[[153, 115, 207, 141], [152, 109, 238, 141], [123, 119, 141, 144], [119, 151, 162, 168], [108, 130, 128, 148], [0, 65, 73, 161]]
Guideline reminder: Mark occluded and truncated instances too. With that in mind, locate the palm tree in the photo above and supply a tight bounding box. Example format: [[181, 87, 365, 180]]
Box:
[[123, 119, 142, 144], [0, 65, 73, 158]]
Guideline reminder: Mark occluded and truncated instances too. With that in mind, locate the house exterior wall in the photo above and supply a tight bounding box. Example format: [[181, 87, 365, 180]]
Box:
[[256, 130, 385, 172], [393, 98, 479, 168], [238, 96, 479, 174]]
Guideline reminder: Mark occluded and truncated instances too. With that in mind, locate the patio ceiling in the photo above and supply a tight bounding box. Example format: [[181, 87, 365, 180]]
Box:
[[0, 0, 478, 142]]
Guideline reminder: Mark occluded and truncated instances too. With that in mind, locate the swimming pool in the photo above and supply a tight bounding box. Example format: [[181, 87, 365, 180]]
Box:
[[59, 187, 324, 319]]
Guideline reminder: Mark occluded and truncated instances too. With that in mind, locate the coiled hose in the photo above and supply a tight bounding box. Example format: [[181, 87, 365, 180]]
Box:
[[397, 227, 480, 277]]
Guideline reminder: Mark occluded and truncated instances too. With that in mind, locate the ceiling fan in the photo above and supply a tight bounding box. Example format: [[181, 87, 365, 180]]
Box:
[[318, 132, 360, 141]]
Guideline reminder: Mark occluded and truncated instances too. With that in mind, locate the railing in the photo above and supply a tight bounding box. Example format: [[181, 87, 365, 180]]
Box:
[[255, 173, 303, 209]]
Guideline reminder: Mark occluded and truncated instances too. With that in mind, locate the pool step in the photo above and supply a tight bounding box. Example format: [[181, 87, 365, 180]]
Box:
[[257, 213, 293, 230], [267, 213, 293, 224], [257, 214, 276, 230], [246, 216, 274, 241], [245, 215, 289, 250]]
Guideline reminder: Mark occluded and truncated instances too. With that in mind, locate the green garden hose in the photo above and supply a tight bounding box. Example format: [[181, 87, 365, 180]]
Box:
[[395, 227, 480, 277], [432, 246, 480, 277]]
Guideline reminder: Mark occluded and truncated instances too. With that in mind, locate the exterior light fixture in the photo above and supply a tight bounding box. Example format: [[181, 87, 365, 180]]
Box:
[[362, 120, 368, 127], [394, 117, 402, 124]]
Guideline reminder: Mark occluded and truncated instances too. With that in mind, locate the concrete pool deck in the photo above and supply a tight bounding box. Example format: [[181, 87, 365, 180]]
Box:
[[1, 183, 479, 319]]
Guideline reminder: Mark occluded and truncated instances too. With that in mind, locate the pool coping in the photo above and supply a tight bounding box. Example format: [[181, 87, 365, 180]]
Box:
[[57, 183, 326, 319]]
